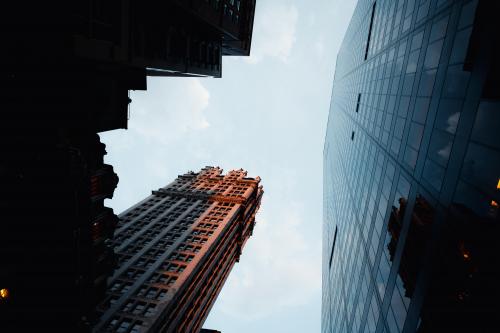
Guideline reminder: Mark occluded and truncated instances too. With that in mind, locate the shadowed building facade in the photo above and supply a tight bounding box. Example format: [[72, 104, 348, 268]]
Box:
[[323, 0, 499, 332], [0, 2, 256, 330], [1, 0, 257, 133], [93, 167, 263, 332]]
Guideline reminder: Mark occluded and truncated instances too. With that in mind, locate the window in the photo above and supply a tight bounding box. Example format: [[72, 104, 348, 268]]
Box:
[[329, 226, 338, 269], [356, 93, 362, 112], [365, 2, 377, 60]]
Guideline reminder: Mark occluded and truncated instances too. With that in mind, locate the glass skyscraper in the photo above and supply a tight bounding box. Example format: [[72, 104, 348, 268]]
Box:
[[323, 0, 499, 332]]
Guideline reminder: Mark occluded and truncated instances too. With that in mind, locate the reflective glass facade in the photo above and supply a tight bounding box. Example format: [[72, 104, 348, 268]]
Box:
[[323, 1, 500, 332]]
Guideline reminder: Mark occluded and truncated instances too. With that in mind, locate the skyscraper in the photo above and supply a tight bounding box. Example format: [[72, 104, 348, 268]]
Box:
[[323, 1, 499, 332], [93, 167, 263, 333], [2, 0, 256, 133], [1, 2, 256, 330]]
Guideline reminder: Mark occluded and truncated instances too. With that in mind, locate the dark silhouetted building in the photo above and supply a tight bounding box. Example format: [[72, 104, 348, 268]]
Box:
[[0, 132, 120, 331], [93, 167, 263, 332], [1, 2, 256, 331], [323, 1, 499, 332], [1, 0, 256, 133]]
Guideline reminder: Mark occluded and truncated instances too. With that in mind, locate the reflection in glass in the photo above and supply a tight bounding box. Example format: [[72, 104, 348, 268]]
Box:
[[424, 39, 444, 69], [417, 204, 500, 331], [427, 130, 453, 167], [411, 31, 424, 51], [322, 1, 499, 332], [412, 97, 430, 124], [402, 74, 415, 96], [406, 50, 420, 73], [443, 65, 470, 98], [418, 69, 436, 97], [404, 147, 418, 169], [435, 99, 462, 134], [454, 181, 499, 219], [450, 27, 472, 64], [429, 16, 448, 42], [397, 196, 435, 297], [423, 158, 445, 191], [387, 194, 435, 333], [471, 101, 500, 150], [458, 0, 478, 29], [462, 142, 500, 198], [407, 123, 424, 150]]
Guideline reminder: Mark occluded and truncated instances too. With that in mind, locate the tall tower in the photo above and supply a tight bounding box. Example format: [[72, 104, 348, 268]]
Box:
[[324, 1, 499, 332], [1, 2, 257, 330], [93, 167, 263, 333]]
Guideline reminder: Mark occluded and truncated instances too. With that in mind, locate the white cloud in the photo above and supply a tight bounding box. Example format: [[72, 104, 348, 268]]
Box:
[[315, 37, 325, 59], [308, 12, 317, 27], [246, 2, 299, 64], [446, 112, 460, 133], [212, 199, 321, 320], [438, 141, 452, 160], [128, 78, 210, 144]]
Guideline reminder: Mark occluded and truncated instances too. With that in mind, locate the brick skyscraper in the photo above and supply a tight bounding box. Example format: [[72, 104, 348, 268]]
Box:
[[93, 167, 263, 332]]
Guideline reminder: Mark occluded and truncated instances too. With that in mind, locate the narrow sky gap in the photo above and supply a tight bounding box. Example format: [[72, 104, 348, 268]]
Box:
[[101, 1, 358, 332]]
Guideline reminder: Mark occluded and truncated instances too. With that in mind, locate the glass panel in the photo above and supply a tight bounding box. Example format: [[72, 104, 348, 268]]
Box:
[[429, 16, 449, 42], [462, 143, 500, 198], [416, 0, 431, 22], [471, 101, 500, 149], [418, 69, 437, 97], [394, 117, 406, 140], [386, 308, 400, 333], [454, 181, 499, 219], [423, 158, 445, 191], [443, 65, 470, 98], [413, 97, 431, 124], [411, 31, 424, 51], [398, 96, 411, 118], [404, 147, 419, 169], [450, 27, 472, 64], [407, 123, 424, 150], [428, 130, 453, 167], [391, 291, 407, 331], [402, 74, 415, 96], [406, 50, 420, 73], [377, 255, 391, 299], [424, 39, 444, 69], [434, 99, 463, 134], [458, 0, 478, 29], [386, 175, 411, 264]]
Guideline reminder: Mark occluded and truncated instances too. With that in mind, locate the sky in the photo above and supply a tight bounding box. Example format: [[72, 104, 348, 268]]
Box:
[[100, 1, 357, 332]]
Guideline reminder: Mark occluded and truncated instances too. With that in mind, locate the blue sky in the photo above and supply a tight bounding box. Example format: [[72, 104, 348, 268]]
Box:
[[100, 1, 356, 332]]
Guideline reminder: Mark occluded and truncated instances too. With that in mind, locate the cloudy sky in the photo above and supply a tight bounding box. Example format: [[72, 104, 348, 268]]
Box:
[[101, 1, 357, 332]]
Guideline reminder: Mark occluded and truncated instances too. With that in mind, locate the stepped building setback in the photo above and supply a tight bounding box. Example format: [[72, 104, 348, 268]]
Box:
[[94, 167, 263, 333]]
